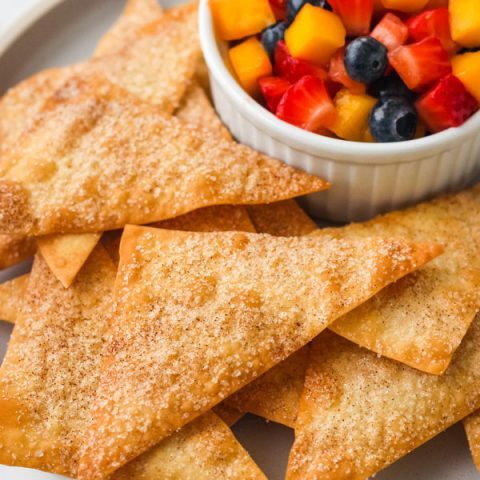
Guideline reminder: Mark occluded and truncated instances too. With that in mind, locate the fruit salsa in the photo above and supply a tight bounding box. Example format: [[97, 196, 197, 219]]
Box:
[[211, 0, 480, 143]]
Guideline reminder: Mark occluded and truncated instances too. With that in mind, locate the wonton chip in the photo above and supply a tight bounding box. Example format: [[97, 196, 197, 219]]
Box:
[[0, 234, 36, 269], [37, 233, 102, 288], [0, 274, 29, 324], [287, 316, 480, 480], [247, 200, 318, 237], [77, 225, 441, 480], [226, 347, 309, 428], [465, 410, 480, 471], [94, 0, 164, 57], [326, 185, 480, 374], [0, 249, 265, 479], [0, 75, 327, 236]]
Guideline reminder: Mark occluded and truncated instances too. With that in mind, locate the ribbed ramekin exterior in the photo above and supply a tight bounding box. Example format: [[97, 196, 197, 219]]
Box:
[[210, 74, 480, 222]]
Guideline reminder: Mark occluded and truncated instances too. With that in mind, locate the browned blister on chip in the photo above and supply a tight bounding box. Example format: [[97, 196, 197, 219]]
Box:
[[287, 318, 480, 480], [464, 410, 480, 471], [0, 274, 29, 324], [77, 225, 441, 480], [0, 75, 327, 236]]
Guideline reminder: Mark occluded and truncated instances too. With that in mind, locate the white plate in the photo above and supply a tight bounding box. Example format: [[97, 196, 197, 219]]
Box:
[[0, 1, 478, 479]]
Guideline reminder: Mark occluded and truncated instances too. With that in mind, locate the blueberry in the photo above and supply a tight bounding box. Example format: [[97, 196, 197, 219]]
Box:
[[261, 22, 287, 61], [344, 37, 388, 84], [369, 97, 417, 143], [368, 73, 414, 100], [286, 0, 331, 23]]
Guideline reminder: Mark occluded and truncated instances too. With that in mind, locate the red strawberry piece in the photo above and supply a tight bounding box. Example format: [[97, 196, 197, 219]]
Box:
[[370, 13, 408, 51], [328, 0, 374, 36], [259, 76, 291, 112], [276, 75, 337, 131], [269, 0, 286, 20], [328, 48, 366, 94], [388, 37, 451, 92], [416, 74, 478, 133], [406, 8, 459, 54], [274, 41, 328, 83]]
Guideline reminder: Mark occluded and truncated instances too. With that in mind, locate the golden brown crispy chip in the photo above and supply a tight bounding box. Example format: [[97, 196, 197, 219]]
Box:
[[326, 185, 480, 374], [0, 274, 29, 324], [0, 234, 36, 269], [175, 82, 231, 140], [94, 0, 164, 57], [247, 200, 318, 237], [0, 249, 265, 479], [78, 226, 441, 480], [465, 410, 480, 471], [37, 233, 102, 288], [226, 347, 309, 428], [287, 317, 480, 480], [0, 247, 116, 477], [0, 75, 327, 236]]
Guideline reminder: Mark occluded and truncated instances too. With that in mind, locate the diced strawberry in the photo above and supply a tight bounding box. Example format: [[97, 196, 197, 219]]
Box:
[[388, 37, 451, 91], [259, 76, 291, 112], [329, 0, 374, 36], [276, 75, 337, 131], [406, 8, 460, 54], [371, 13, 408, 51], [328, 48, 366, 94], [274, 41, 328, 83], [269, 0, 286, 20], [416, 74, 478, 133]]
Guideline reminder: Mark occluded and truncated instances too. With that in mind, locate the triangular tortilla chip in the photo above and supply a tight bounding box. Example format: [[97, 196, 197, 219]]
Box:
[[0, 274, 29, 324], [37, 233, 102, 288], [287, 316, 480, 480], [326, 184, 480, 374], [0, 75, 327, 236], [93, 0, 164, 57], [247, 200, 318, 237], [465, 410, 480, 471], [212, 403, 244, 427], [225, 346, 308, 428], [0, 249, 265, 480], [77, 226, 441, 480]]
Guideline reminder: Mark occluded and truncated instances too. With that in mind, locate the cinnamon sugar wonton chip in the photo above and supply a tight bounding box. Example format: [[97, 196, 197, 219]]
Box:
[[0, 249, 265, 480], [0, 76, 327, 236], [0, 274, 29, 324], [77, 225, 441, 480], [287, 317, 480, 480]]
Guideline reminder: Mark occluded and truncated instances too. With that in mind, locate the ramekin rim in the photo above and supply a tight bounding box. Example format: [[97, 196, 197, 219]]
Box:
[[198, 0, 480, 165]]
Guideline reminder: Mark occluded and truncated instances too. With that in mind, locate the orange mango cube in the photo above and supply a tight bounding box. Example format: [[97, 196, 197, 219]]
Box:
[[449, 0, 480, 48], [285, 4, 346, 66], [452, 52, 480, 103], [210, 0, 276, 41], [229, 38, 273, 97], [381, 0, 429, 12], [330, 89, 377, 141]]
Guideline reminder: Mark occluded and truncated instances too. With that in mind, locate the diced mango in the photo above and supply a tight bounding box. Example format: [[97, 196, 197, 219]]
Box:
[[210, 0, 276, 41], [452, 52, 480, 103], [381, 0, 429, 12], [285, 4, 346, 66], [329, 89, 377, 141], [229, 38, 273, 97], [449, 0, 480, 48]]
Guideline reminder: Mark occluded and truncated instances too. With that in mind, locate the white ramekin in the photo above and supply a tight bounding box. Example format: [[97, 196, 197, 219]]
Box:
[[198, 0, 480, 222]]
